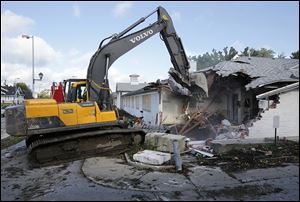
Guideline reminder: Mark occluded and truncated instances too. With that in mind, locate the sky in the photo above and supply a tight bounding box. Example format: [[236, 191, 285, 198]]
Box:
[[1, 1, 299, 95]]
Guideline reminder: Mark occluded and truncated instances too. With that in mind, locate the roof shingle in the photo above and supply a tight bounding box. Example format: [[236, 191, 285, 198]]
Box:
[[200, 56, 299, 89]]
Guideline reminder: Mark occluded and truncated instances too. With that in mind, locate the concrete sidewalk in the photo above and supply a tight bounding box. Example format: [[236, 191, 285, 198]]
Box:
[[82, 155, 299, 201]]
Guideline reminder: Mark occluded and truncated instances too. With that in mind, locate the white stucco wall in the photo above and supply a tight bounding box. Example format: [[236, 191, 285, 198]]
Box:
[[116, 92, 121, 108], [248, 89, 299, 138], [161, 90, 186, 124], [123, 91, 160, 125]]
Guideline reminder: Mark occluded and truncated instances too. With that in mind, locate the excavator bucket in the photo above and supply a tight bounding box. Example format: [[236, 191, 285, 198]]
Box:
[[169, 68, 208, 101], [189, 72, 208, 100]]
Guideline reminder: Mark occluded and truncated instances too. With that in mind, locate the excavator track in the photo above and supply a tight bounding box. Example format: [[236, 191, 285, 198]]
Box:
[[26, 128, 145, 167]]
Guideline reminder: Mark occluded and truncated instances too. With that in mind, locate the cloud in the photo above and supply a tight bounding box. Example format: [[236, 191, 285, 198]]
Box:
[[1, 35, 62, 67], [1, 63, 32, 86], [1, 10, 65, 93], [171, 11, 181, 22], [73, 4, 80, 17], [0, 9, 136, 95], [113, 1, 133, 18], [1, 10, 34, 37], [1, 10, 61, 67], [69, 51, 92, 67], [108, 67, 131, 90]]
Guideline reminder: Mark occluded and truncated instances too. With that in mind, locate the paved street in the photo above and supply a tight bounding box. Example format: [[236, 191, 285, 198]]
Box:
[[1, 118, 9, 140], [1, 140, 299, 201]]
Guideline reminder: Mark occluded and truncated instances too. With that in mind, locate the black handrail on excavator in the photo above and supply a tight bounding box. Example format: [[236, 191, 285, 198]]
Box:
[[86, 6, 192, 110]]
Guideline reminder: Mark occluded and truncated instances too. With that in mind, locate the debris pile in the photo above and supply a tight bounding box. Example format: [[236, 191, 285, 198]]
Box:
[[187, 140, 214, 157], [170, 111, 249, 155], [123, 110, 297, 173], [196, 140, 299, 172], [215, 120, 249, 140]]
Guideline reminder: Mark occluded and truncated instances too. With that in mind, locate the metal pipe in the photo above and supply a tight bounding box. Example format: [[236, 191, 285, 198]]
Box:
[[105, 56, 110, 81], [172, 140, 182, 171], [117, 9, 158, 38], [32, 36, 35, 98]]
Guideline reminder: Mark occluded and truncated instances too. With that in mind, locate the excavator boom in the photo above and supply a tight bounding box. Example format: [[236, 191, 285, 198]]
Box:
[[87, 6, 197, 109]]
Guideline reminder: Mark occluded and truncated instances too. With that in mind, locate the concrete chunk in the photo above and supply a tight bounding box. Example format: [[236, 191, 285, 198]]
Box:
[[133, 150, 171, 165], [145, 133, 186, 153], [211, 138, 276, 154]]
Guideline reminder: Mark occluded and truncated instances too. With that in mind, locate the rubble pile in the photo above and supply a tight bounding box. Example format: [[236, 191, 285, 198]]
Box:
[[123, 109, 298, 173], [196, 140, 299, 172], [215, 119, 249, 140], [176, 111, 249, 140]]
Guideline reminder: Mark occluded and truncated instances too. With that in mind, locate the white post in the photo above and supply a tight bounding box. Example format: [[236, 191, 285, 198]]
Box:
[[273, 115, 280, 145], [32, 36, 35, 98]]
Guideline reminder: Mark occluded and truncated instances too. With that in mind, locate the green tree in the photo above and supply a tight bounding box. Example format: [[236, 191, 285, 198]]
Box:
[[240, 47, 275, 58], [16, 82, 33, 99], [224, 46, 238, 61], [190, 46, 238, 70], [290, 50, 299, 59], [38, 89, 51, 98]]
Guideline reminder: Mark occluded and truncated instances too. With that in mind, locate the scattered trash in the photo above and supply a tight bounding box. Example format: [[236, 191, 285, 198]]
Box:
[[190, 148, 214, 157]]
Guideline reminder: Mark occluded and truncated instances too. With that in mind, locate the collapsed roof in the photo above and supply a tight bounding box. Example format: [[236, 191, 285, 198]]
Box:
[[122, 77, 191, 97], [199, 56, 299, 90]]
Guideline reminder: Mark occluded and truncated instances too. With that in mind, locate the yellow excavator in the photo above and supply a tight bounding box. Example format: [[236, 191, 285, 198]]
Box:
[[5, 6, 204, 166]]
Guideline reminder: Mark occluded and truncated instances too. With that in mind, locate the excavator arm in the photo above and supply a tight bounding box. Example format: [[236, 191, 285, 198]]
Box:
[[87, 6, 196, 109]]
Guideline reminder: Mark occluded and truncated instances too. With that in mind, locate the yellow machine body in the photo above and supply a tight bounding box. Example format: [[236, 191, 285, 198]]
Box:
[[24, 99, 117, 127]]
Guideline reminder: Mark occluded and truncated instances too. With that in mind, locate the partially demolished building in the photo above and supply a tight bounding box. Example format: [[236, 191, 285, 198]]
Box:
[[122, 78, 190, 125], [197, 56, 299, 124], [121, 56, 299, 139]]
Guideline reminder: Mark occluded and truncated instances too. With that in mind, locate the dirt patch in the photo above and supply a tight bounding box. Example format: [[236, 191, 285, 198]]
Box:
[[197, 141, 299, 172]]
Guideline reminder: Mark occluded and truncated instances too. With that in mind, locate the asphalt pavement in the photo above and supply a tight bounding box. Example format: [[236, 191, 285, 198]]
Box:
[[1, 140, 299, 201], [1, 117, 9, 140]]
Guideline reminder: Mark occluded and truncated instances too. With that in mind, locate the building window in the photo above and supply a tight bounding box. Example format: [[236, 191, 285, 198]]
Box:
[[131, 97, 134, 108], [142, 94, 151, 112], [124, 97, 128, 107], [126, 97, 129, 107], [135, 96, 139, 109]]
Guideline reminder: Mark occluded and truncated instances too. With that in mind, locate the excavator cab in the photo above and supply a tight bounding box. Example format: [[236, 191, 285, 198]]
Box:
[[63, 79, 88, 103], [51, 80, 89, 103]]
